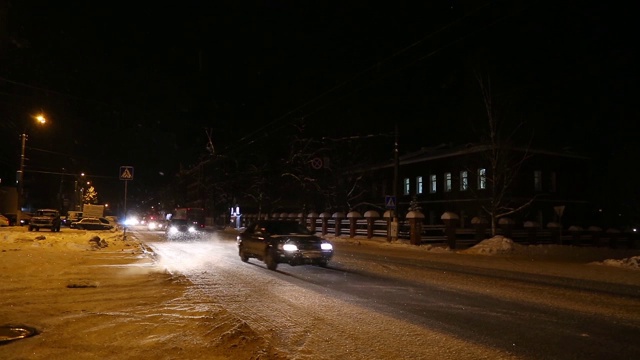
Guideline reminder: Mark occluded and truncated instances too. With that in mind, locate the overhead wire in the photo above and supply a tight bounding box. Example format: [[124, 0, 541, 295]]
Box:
[[220, 1, 506, 156]]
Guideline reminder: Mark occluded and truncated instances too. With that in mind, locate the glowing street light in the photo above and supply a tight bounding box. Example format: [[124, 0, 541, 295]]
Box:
[[17, 113, 47, 224]]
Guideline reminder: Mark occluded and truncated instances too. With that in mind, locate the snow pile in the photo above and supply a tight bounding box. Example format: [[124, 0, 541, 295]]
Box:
[[596, 256, 640, 270], [460, 235, 521, 255], [459, 234, 640, 271]]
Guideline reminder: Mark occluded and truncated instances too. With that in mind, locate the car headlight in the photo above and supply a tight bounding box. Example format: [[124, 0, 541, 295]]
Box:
[[188, 226, 196, 233], [283, 244, 298, 251], [321, 243, 333, 250], [169, 226, 178, 234]]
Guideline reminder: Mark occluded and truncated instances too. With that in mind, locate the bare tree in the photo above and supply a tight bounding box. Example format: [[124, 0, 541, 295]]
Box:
[[476, 73, 536, 236]]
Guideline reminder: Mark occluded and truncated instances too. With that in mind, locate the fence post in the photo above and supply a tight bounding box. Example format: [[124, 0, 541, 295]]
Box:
[[568, 225, 584, 246], [587, 226, 603, 247], [441, 211, 459, 249], [471, 216, 488, 243], [629, 230, 639, 249], [320, 212, 331, 236], [347, 211, 361, 238], [606, 228, 620, 248], [383, 210, 393, 242], [332, 212, 345, 237], [407, 210, 424, 245], [547, 222, 561, 244], [364, 211, 380, 239], [498, 217, 514, 238], [307, 211, 318, 233], [524, 221, 540, 245]]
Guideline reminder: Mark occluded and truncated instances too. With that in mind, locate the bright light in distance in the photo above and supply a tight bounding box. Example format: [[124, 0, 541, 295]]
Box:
[[321, 243, 333, 250], [124, 217, 139, 226], [169, 226, 179, 234], [188, 226, 196, 233], [283, 244, 298, 251]]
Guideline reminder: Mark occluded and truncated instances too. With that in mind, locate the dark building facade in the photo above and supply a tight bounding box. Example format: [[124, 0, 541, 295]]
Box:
[[352, 143, 592, 228]]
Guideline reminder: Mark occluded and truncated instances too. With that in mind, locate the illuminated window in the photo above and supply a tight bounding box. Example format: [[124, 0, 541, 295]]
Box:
[[478, 168, 487, 189], [429, 174, 437, 193], [444, 172, 452, 192], [404, 178, 410, 195], [460, 170, 468, 191], [534, 170, 542, 191], [416, 176, 423, 194]]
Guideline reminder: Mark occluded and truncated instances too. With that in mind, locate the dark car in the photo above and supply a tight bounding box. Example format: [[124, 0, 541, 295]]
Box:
[[165, 219, 201, 239], [237, 220, 334, 270], [70, 217, 114, 230]]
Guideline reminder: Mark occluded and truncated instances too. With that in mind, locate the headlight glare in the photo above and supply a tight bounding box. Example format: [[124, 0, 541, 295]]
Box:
[[283, 244, 298, 251], [321, 243, 333, 250]]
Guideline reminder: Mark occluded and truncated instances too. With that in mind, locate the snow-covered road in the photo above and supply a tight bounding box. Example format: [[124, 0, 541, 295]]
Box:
[[140, 230, 640, 360]]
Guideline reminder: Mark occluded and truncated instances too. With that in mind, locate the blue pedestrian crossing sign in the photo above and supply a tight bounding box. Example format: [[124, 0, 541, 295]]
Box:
[[385, 195, 396, 209], [119, 166, 134, 181]]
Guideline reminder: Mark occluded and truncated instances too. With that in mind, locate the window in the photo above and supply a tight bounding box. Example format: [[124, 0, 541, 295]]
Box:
[[534, 170, 542, 191], [444, 172, 452, 192], [478, 168, 487, 189], [416, 176, 423, 194], [403, 178, 410, 195], [550, 172, 557, 192], [460, 170, 468, 191], [429, 174, 437, 193]]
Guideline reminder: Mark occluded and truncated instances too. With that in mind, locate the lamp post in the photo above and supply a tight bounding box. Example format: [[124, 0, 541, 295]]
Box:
[[16, 114, 46, 225]]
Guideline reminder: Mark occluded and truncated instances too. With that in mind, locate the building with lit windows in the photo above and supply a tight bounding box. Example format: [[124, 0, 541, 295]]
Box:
[[352, 143, 592, 228]]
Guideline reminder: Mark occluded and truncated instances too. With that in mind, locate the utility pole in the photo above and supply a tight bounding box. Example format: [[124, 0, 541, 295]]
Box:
[[16, 133, 27, 225], [391, 123, 399, 241]]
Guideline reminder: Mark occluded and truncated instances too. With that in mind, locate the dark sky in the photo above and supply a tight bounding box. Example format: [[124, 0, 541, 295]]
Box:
[[1, 0, 637, 207]]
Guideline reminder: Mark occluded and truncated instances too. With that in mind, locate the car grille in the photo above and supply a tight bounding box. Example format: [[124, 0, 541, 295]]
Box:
[[297, 243, 321, 251]]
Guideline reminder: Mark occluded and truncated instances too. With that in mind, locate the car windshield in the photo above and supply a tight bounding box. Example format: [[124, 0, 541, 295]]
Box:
[[171, 219, 188, 225], [259, 221, 312, 235], [37, 211, 57, 217]]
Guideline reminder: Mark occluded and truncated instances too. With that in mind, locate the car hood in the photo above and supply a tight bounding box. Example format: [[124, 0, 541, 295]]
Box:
[[271, 234, 325, 242]]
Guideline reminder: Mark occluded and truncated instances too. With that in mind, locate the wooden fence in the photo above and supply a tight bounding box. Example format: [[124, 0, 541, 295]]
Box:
[[237, 213, 639, 250]]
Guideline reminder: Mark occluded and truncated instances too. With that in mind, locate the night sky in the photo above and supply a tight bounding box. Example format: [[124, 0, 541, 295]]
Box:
[[1, 1, 637, 214]]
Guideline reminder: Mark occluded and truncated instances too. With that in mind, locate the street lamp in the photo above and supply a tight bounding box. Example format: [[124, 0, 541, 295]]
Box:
[[74, 173, 85, 211], [16, 114, 47, 225]]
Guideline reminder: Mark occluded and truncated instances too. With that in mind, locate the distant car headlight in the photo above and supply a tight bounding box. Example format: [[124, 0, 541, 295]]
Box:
[[321, 243, 333, 250], [124, 217, 139, 226], [168, 226, 178, 234], [148, 222, 157, 230], [188, 226, 196, 233], [283, 244, 298, 251]]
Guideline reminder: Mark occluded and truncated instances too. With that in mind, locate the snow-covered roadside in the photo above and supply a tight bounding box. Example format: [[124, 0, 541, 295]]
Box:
[[0, 226, 281, 360], [321, 233, 640, 270]]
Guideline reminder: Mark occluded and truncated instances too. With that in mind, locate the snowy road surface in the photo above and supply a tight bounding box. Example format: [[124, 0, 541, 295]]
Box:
[[138, 230, 640, 360]]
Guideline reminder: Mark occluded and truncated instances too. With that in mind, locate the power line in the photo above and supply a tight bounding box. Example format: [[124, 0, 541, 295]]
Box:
[[220, 1, 517, 156]]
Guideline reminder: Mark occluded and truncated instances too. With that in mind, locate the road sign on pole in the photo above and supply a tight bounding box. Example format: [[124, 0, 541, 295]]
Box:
[[119, 166, 134, 180], [385, 195, 396, 210], [119, 166, 133, 240]]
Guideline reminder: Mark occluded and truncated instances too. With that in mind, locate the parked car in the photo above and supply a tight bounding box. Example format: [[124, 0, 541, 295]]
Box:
[[29, 209, 61, 232], [19, 212, 32, 226], [237, 220, 334, 271], [0, 214, 9, 227], [70, 217, 114, 230], [165, 219, 200, 239], [99, 217, 118, 229], [63, 211, 83, 226]]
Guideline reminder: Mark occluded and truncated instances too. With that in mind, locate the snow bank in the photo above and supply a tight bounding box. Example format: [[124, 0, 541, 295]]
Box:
[[460, 235, 521, 255]]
